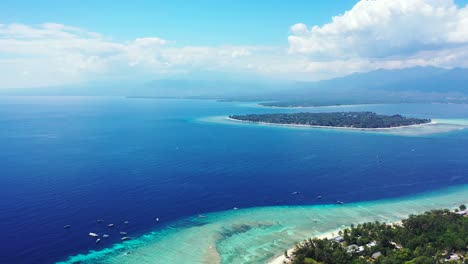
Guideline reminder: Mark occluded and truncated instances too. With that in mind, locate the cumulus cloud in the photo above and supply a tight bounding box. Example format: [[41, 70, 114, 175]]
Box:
[[2, 0, 468, 88], [288, 0, 468, 58], [0, 23, 271, 88]]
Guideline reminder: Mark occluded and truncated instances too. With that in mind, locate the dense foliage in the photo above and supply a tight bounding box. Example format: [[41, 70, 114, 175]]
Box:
[[229, 112, 431, 128], [291, 209, 467, 264]]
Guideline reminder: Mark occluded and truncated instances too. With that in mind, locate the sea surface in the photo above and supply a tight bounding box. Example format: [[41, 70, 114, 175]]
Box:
[[0, 96, 467, 264]]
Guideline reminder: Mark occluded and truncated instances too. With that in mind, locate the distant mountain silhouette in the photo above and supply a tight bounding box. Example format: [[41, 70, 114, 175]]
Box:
[[332, 66, 467, 93], [1, 66, 467, 105], [260, 67, 468, 106]]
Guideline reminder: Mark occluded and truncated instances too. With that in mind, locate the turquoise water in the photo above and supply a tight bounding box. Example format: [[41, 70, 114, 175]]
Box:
[[60, 185, 468, 264], [1, 97, 467, 264], [201, 115, 468, 136]]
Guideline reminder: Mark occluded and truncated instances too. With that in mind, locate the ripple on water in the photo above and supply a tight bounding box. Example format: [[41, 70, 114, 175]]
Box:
[[58, 185, 468, 264]]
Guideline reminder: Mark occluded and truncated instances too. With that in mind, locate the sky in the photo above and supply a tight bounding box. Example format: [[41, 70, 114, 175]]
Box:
[[1, 0, 468, 88]]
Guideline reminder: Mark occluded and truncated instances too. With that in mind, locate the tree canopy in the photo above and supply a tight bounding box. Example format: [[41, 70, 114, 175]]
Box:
[[229, 112, 431, 129], [291, 209, 467, 264]]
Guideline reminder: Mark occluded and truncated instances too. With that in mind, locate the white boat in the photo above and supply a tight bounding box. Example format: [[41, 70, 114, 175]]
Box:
[[89, 232, 99, 237], [95, 238, 101, 244]]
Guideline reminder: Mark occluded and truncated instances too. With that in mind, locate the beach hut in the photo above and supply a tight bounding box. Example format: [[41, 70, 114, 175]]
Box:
[[456, 209, 467, 215], [332, 236, 345, 243], [445, 253, 460, 262], [371, 252, 382, 259]]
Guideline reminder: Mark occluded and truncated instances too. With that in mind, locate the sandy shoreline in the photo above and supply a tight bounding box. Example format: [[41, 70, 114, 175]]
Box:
[[60, 184, 468, 264], [226, 117, 438, 131], [267, 221, 404, 264], [267, 229, 341, 264]]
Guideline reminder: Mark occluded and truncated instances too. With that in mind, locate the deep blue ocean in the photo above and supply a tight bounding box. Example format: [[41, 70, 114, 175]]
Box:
[[0, 96, 467, 264]]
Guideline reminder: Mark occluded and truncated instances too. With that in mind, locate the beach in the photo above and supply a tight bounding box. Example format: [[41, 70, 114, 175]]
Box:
[[222, 116, 468, 136], [226, 116, 438, 131], [5, 98, 468, 264], [59, 185, 468, 264], [267, 229, 341, 264]]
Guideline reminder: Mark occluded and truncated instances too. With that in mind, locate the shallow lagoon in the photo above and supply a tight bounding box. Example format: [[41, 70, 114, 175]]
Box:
[[202, 115, 468, 137], [60, 185, 468, 264], [0, 97, 467, 263]]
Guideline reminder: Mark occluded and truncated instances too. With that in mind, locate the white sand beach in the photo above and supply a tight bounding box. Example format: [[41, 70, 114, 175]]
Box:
[[226, 117, 439, 131], [267, 229, 341, 264], [59, 185, 468, 264]]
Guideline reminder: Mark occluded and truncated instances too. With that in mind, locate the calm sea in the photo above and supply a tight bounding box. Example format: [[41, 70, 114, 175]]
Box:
[[0, 96, 467, 264]]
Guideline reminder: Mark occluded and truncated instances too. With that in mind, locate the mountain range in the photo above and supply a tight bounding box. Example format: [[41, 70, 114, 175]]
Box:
[[1, 66, 467, 106]]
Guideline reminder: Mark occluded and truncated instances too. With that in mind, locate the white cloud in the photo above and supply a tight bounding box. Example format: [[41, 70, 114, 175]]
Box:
[[290, 23, 308, 35], [288, 0, 468, 58], [0, 23, 272, 88], [2, 1, 468, 89]]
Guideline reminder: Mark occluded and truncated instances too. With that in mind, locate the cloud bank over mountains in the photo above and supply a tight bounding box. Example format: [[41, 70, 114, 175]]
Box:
[[1, 0, 468, 88]]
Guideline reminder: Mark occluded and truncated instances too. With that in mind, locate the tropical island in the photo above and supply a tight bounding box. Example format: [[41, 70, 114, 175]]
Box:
[[229, 112, 431, 129], [281, 206, 467, 264]]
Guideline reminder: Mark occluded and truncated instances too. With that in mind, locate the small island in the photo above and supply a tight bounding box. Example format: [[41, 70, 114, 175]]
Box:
[[229, 112, 431, 129]]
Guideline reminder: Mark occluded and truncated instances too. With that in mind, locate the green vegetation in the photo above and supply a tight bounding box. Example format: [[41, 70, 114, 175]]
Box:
[[290, 209, 467, 264], [229, 112, 431, 129]]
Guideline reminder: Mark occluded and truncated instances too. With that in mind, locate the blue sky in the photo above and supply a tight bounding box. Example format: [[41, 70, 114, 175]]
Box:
[[0, 0, 359, 45], [0, 0, 358, 45], [1, 0, 468, 88]]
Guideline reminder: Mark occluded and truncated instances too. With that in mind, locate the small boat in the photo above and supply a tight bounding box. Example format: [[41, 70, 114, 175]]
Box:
[[124, 251, 131, 255], [336, 200, 344, 205], [89, 232, 99, 237], [233, 207, 239, 210], [121, 236, 131, 241], [198, 214, 206, 218], [317, 195, 323, 199], [155, 218, 160, 222], [97, 219, 104, 223], [124, 221, 129, 224], [95, 238, 101, 244], [291, 191, 301, 195], [103, 234, 110, 238], [63, 225, 71, 229], [120, 232, 128, 235], [108, 224, 115, 228]]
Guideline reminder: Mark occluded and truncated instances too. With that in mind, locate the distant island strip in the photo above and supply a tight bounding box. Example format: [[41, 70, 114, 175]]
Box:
[[258, 102, 361, 108], [229, 112, 432, 129]]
